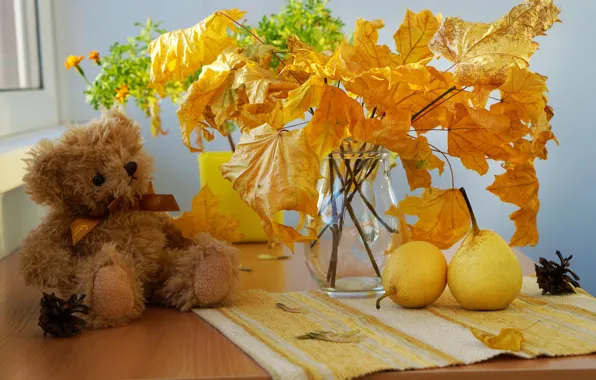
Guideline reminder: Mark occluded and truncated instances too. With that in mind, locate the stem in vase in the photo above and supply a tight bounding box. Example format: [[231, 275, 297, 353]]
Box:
[[326, 154, 341, 286], [346, 203, 382, 277]]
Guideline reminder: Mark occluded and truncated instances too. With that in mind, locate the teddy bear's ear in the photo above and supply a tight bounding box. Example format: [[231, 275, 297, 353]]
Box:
[[101, 105, 128, 122], [22, 139, 62, 206]]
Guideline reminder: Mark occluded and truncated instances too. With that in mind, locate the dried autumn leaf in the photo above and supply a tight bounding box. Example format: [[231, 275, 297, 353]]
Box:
[[409, 70, 462, 133], [149, 9, 246, 96], [445, 104, 510, 175], [401, 153, 444, 191], [471, 327, 524, 352], [394, 9, 442, 65], [233, 62, 299, 104], [399, 188, 471, 249], [209, 75, 239, 127], [509, 198, 540, 247], [531, 103, 557, 159], [491, 66, 548, 124], [351, 109, 410, 148], [221, 124, 319, 250], [429, 0, 561, 85], [296, 329, 361, 343], [170, 184, 243, 243], [352, 19, 400, 71], [276, 303, 307, 313], [283, 76, 325, 123], [283, 35, 354, 80], [241, 44, 276, 69], [487, 163, 540, 247], [304, 85, 363, 159], [235, 100, 284, 132], [177, 50, 246, 151], [487, 163, 538, 207]]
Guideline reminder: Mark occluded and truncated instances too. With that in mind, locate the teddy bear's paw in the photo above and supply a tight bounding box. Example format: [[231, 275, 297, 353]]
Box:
[[194, 251, 235, 306], [160, 233, 239, 311], [91, 264, 135, 320]]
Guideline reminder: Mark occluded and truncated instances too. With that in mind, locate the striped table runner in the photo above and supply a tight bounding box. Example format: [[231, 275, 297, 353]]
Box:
[[193, 278, 596, 380]]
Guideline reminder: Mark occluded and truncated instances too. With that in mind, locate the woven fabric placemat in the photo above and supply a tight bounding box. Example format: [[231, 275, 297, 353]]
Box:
[[194, 277, 596, 380]]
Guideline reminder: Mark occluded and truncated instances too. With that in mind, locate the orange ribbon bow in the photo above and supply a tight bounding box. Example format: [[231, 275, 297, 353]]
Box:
[[70, 182, 179, 245]]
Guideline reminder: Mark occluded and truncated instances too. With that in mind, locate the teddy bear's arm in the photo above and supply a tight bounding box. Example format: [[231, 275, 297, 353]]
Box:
[[161, 217, 194, 250], [19, 213, 76, 290]]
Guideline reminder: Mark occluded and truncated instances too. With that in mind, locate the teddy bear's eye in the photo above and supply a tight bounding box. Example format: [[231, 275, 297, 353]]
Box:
[[92, 173, 106, 186]]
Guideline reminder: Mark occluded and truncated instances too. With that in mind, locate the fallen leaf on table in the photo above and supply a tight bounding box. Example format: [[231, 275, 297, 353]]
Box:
[[258, 254, 290, 260], [276, 303, 307, 314], [471, 327, 523, 351], [296, 329, 361, 343], [239, 265, 252, 272]]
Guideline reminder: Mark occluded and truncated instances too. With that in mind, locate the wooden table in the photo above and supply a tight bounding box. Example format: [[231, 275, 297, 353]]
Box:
[[1, 244, 595, 380]]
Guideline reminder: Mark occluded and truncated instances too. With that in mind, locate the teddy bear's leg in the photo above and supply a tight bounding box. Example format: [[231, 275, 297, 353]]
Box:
[[77, 243, 145, 328], [159, 233, 239, 311]]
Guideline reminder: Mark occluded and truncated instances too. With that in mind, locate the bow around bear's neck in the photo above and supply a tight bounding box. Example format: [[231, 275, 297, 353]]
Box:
[[70, 182, 179, 245]]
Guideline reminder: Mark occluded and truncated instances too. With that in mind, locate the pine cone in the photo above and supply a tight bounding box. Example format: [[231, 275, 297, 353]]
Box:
[[535, 251, 581, 295], [38, 293, 90, 338]]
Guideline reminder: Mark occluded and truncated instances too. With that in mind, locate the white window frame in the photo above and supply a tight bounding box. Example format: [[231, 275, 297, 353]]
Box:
[[0, 0, 59, 138]]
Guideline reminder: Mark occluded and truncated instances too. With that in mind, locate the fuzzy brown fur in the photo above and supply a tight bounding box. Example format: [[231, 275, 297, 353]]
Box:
[[20, 109, 239, 329]]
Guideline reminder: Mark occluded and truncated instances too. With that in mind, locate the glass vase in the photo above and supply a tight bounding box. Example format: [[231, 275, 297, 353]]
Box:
[[302, 142, 401, 296]]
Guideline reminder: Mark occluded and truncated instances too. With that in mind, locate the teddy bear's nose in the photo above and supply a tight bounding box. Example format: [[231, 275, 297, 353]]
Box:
[[124, 161, 137, 176]]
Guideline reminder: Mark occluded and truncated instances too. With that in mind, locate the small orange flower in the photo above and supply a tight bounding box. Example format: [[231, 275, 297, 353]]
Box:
[[115, 84, 130, 103], [88, 51, 101, 65], [64, 55, 84, 69]]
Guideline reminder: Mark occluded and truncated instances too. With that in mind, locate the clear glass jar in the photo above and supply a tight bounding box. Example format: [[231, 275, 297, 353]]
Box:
[[302, 142, 401, 296]]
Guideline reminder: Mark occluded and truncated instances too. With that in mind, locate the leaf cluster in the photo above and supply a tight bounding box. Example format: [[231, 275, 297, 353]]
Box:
[[148, 0, 561, 250]]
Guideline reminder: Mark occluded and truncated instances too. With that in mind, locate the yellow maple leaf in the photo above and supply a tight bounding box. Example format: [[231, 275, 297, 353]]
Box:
[[283, 76, 325, 124], [471, 327, 524, 352], [221, 124, 319, 251], [487, 163, 540, 247], [401, 153, 444, 191], [492, 66, 548, 124], [445, 104, 510, 175], [486, 163, 538, 208], [394, 9, 442, 65], [235, 100, 284, 132], [240, 44, 276, 69], [429, 0, 561, 86], [176, 49, 246, 151], [283, 35, 355, 81], [352, 19, 400, 71], [149, 9, 246, 96], [531, 103, 557, 159], [509, 198, 540, 247], [399, 187, 471, 249], [304, 85, 363, 159], [170, 184, 243, 243], [233, 62, 299, 104], [350, 110, 411, 149]]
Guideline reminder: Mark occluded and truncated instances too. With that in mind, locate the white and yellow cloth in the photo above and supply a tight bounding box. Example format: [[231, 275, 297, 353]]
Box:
[[193, 278, 596, 380]]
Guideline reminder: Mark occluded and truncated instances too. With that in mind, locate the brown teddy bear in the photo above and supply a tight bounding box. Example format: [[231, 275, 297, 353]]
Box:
[[20, 109, 239, 329]]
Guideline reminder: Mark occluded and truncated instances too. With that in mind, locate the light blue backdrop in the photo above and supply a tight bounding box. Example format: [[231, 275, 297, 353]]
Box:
[[52, 0, 595, 293]]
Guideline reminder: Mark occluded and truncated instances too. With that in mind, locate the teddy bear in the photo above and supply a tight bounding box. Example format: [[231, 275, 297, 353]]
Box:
[[19, 108, 239, 329]]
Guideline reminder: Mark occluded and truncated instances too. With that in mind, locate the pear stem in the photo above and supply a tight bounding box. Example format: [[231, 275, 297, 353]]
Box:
[[459, 187, 479, 234], [376, 288, 397, 310]]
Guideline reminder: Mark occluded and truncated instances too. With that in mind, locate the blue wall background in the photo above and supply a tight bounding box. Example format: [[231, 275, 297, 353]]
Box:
[[52, 0, 595, 293]]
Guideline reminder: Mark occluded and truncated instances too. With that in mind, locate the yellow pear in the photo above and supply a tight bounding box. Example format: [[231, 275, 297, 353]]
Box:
[[376, 241, 447, 309], [448, 189, 523, 311]]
